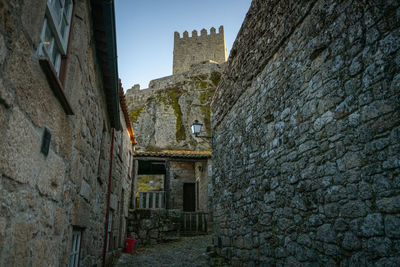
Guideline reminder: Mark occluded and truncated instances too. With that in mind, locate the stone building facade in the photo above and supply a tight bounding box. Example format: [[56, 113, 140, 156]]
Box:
[[127, 151, 212, 245], [0, 0, 135, 266], [173, 26, 227, 74], [212, 0, 400, 266], [106, 83, 137, 259]]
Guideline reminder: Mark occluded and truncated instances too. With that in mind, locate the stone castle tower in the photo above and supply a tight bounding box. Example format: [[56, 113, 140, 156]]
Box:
[[173, 26, 227, 74]]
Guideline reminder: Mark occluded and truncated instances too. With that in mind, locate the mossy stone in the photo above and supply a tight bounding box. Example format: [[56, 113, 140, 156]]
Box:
[[129, 105, 145, 123]]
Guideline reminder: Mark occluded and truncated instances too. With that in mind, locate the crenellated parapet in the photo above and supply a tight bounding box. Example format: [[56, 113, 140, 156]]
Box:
[[173, 25, 224, 40], [173, 26, 227, 74]]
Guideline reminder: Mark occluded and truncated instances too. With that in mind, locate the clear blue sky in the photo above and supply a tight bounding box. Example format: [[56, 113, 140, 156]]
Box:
[[115, 0, 252, 90]]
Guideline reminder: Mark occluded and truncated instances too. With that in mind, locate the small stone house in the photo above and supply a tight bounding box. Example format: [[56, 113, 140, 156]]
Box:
[[127, 150, 212, 245], [131, 150, 212, 212], [0, 0, 135, 266]]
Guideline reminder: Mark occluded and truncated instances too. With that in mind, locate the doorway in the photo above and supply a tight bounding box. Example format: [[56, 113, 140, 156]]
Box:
[[183, 183, 196, 212]]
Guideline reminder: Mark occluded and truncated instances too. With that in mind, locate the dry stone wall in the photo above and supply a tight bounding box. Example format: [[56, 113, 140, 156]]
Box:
[[127, 209, 181, 246], [212, 0, 400, 265]]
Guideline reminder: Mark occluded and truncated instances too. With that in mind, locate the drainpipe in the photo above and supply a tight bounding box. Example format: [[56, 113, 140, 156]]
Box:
[[102, 127, 115, 267]]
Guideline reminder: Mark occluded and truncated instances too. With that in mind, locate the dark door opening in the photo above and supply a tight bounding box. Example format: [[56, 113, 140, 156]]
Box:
[[183, 183, 196, 212]]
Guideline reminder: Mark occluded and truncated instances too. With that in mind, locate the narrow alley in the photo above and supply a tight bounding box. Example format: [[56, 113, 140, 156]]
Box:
[[0, 0, 399, 266], [114, 235, 214, 267]]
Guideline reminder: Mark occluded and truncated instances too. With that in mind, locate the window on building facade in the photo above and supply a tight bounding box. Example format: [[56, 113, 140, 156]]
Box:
[[38, 0, 73, 75], [69, 229, 82, 267], [106, 210, 113, 252]]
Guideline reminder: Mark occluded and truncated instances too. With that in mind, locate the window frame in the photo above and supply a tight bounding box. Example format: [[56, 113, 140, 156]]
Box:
[[38, 0, 74, 78], [46, 0, 73, 54], [37, 0, 75, 115], [69, 229, 82, 267]]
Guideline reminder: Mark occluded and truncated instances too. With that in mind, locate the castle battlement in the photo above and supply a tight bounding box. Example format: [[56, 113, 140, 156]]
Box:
[[173, 26, 227, 74], [174, 25, 224, 39]]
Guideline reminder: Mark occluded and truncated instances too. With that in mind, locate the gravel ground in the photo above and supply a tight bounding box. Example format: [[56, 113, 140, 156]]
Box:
[[114, 235, 213, 267]]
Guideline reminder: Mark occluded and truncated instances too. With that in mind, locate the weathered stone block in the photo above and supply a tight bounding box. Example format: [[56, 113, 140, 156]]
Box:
[[6, 220, 37, 266], [71, 196, 91, 228], [0, 33, 6, 65], [343, 151, 362, 170], [366, 237, 392, 257], [0, 107, 42, 185], [342, 232, 361, 250], [263, 191, 276, 203], [0, 103, 7, 140], [36, 150, 66, 201], [0, 216, 6, 249], [0, 79, 14, 108], [309, 214, 323, 227], [340, 200, 368, 218], [376, 196, 400, 213], [384, 215, 400, 238], [54, 208, 67, 236], [382, 156, 400, 170], [375, 257, 400, 267], [316, 224, 337, 244], [334, 218, 348, 232], [324, 203, 340, 218], [32, 239, 59, 267], [359, 181, 374, 200], [360, 213, 384, 237]]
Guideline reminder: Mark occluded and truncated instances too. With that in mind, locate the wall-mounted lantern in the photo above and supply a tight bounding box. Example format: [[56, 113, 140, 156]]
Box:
[[191, 120, 213, 147]]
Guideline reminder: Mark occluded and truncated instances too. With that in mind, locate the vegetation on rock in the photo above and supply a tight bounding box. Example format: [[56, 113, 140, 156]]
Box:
[[129, 104, 145, 123], [199, 89, 215, 136], [210, 72, 221, 87], [157, 88, 186, 142]]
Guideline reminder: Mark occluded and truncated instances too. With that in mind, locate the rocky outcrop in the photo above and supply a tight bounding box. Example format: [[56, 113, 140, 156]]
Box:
[[126, 61, 224, 151]]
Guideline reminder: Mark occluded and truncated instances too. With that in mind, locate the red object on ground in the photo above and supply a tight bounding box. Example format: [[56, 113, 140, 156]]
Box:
[[124, 238, 136, 253]]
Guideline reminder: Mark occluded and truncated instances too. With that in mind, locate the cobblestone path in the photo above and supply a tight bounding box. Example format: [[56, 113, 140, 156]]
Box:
[[114, 235, 212, 267]]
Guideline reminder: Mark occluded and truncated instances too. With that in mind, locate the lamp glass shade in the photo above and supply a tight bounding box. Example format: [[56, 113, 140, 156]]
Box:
[[191, 120, 202, 135]]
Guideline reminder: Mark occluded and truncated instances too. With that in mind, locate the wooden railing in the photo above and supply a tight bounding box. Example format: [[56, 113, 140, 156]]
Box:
[[181, 212, 208, 234], [135, 191, 165, 209]]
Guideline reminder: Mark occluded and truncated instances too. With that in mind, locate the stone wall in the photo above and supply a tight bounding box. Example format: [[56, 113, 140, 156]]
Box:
[[107, 105, 134, 253], [212, 0, 400, 265], [0, 0, 133, 266], [173, 26, 227, 74], [126, 61, 223, 151], [195, 161, 210, 212], [170, 161, 196, 210], [127, 209, 181, 246], [170, 160, 210, 212]]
